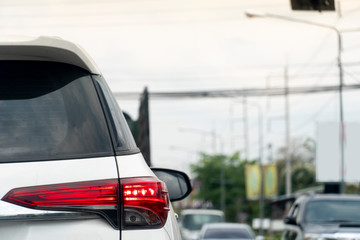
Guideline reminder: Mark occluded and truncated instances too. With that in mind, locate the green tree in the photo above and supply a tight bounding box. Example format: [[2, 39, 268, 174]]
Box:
[[190, 152, 258, 222], [276, 137, 317, 195]]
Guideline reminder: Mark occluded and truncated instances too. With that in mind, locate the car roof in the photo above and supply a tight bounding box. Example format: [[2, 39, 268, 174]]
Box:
[[200, 223, 255, 238], [305, 194, 360, 201], [0, 35, 100, 74], [202, 223, 252, 229], [181, 209, 224, 216]]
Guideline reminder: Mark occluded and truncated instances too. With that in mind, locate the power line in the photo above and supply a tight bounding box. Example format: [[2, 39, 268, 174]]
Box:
[[344, 69, 360, 83], [103, 61, 360, 79], [291, 94, 337, 133], [113, 84, 360, 100], [107, 73, 341, 82], [289, 60, 338, 108], [290, 32, 336, 81]]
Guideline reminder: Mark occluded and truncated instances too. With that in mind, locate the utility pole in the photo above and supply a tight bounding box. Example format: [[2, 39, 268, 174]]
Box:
[[266, 76, 272, 164], [285, 66, 292, 199], [338, 32, 345, 194], [215, 130, 226, 216], [220, 153, 226, 217], [256, 104, 264, 236], [247, 102, 265, 235], [243, 97, 249, 160]]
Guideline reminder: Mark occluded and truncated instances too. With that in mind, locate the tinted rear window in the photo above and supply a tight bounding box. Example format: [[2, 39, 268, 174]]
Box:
[[182, 214, 223, 230], [204, 227, 252, 239], [0, 61, 113, 162], [304, 200, 360, 223]]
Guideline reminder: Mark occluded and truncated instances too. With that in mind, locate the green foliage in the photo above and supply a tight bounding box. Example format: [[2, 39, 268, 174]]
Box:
[[190, 137, 318, 223], [190, 152, 257, 222], [276, 137, 317, 195], [345, 184, 360, 194], [277, 160, 317, 195]]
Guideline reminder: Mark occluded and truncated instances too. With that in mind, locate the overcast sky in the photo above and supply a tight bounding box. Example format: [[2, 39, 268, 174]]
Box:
[[2, 0, 360, 176]]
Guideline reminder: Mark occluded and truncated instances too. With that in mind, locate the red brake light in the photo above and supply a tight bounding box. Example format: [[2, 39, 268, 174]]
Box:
[[2, 179, 120, 228], [1, 177, 170, 230], [121, 177, 170, 229], [2, 180, 118, 207]]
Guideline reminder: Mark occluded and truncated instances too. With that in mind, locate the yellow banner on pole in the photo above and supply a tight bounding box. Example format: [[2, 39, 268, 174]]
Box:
[[264, 164, 278, 198], [245, 164, 261, 200]]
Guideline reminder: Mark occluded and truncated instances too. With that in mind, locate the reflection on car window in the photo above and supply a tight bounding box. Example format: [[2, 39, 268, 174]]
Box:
[[204, 228, 252, 239], [305, 200, 360, 223], [183, 214, 222, 230]]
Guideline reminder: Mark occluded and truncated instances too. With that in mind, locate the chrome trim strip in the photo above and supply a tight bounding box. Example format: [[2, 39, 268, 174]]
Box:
[[0, 202, 99, 222], [0, 211, 99, 222]]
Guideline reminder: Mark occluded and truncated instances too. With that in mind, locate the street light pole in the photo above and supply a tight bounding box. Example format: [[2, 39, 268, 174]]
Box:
[[284, 66, 291, 197], [245, 10, 345, 194], [249, 102, 264, 236]]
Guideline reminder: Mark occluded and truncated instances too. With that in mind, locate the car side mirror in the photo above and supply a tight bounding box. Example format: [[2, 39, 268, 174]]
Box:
[[284, 216, 297, 225], [151, 168, 192, 202]]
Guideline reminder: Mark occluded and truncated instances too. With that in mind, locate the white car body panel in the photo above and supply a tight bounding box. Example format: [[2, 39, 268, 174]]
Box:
[[0, 157, 117, 193], [116, 153, 155, 178], [0, 157, 119, 240], [122, 229, 170, 240], [0, 219, 117, 240], [166, 205, 183, 240]]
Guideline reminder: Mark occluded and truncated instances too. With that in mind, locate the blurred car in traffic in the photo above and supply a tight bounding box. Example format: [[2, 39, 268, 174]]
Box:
[[180, 209, 225, 240], [283, 194, 360, 240], [199, 223, 255, 240], [0, 35, 192, 240]]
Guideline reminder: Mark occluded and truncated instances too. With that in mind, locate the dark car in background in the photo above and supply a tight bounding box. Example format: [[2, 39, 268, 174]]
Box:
[[282, 194, 360, 240], [199, 223, 255, 240]]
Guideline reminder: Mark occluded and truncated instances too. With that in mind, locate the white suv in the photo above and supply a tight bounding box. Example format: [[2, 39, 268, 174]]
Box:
[[0, 36, 191, 240]]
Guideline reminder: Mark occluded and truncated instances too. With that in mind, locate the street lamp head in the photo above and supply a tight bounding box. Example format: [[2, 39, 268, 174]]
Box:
[[244, 10, 266, 18]]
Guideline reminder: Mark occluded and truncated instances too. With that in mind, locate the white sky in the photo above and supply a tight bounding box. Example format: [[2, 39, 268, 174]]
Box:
[[2, 0, 360, 176]]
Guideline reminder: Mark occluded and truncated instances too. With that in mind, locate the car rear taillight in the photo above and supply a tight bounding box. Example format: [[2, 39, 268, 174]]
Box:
[[2, 180, 118, 207], [1, 179, 120, 228], [121, 177, 170, 229], [2, 177, 170, 230]]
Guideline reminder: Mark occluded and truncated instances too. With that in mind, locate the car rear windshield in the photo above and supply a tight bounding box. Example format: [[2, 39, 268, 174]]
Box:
[[182, 214, 223, 230], [305, 200, 360, 223], [0, 61, 113, 162], [203, 227, 252, 239]]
